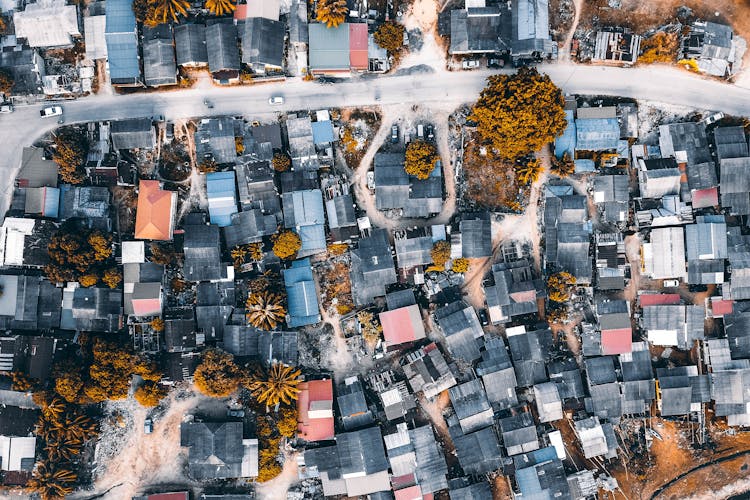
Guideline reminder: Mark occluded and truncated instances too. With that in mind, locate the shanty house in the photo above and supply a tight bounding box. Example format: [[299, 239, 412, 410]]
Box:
[[14, 0, 80, 48], [297, 379, 334, 442], [180, 420, 258, 479], [174, 24, 208, 67], [105, 0, 141, 86], [349, 229, 396, 306]]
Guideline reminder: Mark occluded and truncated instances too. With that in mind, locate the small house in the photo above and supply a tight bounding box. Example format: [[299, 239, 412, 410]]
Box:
[[180, 420, 258, 479], [349, 229, 397, 306], [297, 379, 335, 442], [284, 258, 321, 328], [402, 343, 457, 399], [206, 23, 241, 84], [135, 180, 176, 241]]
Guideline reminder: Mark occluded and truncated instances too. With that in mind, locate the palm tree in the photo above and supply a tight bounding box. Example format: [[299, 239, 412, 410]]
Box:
[[205, 0, 235, 16], [316, 0, 348, 28], [146, 0, 189, 26], [516, 159, 543, 185], [45, 437, 82, 462], [28, 461, 77, 500], [248, 363, 302, 409], [551, 152, 575, 178], [54, 413, 98, 441], [245, 291, 286, 330], [39, 396, 66, 422]]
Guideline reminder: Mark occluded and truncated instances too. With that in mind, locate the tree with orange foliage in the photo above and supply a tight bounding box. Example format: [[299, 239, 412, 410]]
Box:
[[194, 349, 242, 398], [135, 381, 167, 407], [272, 230, 302, 260]]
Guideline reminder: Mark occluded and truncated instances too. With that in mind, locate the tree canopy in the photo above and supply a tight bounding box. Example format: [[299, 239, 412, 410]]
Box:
[[547, 271, 576, 303], [145, 0, 189, 26], [53, 128, 88, 184], [405, 139, 438, 180], [272, 153, 291, 172], [471, 67, 567, 160], [516, 158, 544, 185], [246, 291, 286, 330], [272, 230, 302, 260], [0, 68, 13, 96], [551, 152, 575, 178], [430, 240, 451, 269], [135, 381, 167, 407], [374, 21, 405, 55], [205, 0, 234, 16], [452, 257, 470, 273], [316, 0, 348, 28], [193, 349, 242, 398], [44, 226, 115, 285], [247, 363, 301, 408]]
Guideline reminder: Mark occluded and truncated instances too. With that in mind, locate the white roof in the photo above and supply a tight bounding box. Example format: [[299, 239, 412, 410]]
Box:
[[84, 15, 107, 60], [121, 241, 145, 264], [14, 0, 80, 48], [241, 438, 259, 477], [547, 430, 566, 459], [648, 330, 680, 346], [244, 0, 280, 20], [0, 436, 36, 471]]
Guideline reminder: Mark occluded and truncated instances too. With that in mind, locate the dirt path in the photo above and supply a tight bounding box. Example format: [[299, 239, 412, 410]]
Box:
[[558, 0, 583, 62], [73, 392, 205, 500], [417, 391, 455, 453], [256, 452, 301, 500]]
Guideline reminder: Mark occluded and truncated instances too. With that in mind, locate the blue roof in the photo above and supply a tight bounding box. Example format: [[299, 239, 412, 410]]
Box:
[[298, 224, 326, 253], [575, 117, 620, 151], [284, 258, 321, 328], [206, 171, 238, 227], [311, 120, 335, 145], [44, 187, 60, 218], [555, 110, 576, 158], [574, 159, 596, 173], [105, 0, 140, 82]]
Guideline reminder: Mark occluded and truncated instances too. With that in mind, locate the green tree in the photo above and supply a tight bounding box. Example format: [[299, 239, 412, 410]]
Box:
[[272, 230, 301, 260], [516, 158, 544, 185], [452, 257, 470, 273], [316, 0, 348, 28], [135, 381, 167, 407], [405, 139, 438, 180], [374, 21, 405, 55], [471, 67, 567, 160], [145, 0, 189, 26]]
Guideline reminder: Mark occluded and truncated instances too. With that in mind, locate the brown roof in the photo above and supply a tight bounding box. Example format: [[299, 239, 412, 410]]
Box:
[[135, 180, 176, 240]]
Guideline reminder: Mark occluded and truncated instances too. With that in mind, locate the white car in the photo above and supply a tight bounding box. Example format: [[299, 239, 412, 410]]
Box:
[[268, 96, 284, 105], [703, 112, 724, 125], [40, 106, 63, 117], [462, 60, 480, 69]]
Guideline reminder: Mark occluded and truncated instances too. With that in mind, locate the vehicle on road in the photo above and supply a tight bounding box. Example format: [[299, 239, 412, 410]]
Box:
[[391, 124, 399, 143], [704, 112, 724, 125], [487, 58, 504, 69], [203, 99, 213, 109], [40, 106, 63, 118], [269, 96, 284, 105], [462, 59, 480, 70], [417, 124, 424, 139], [426, 124, 434, 141], [0, 103, 13, 113], [144, 418, 153, 434]]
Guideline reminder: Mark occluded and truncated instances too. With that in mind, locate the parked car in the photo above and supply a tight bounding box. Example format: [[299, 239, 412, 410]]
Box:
[[663, 279, 680, 288], [144, 418, 153, 434], [165, 122, 174, 142], [488, 58, 504, 68], [462, 59, 480, 69], [426, 124, 434, 141], [704, 112, 724, 125], [417, 124, 424, 139], [0, 103, 13, 113], [40, 106, 63, 117], [268, 96, 284, 105], [391, 124, 399, 143]]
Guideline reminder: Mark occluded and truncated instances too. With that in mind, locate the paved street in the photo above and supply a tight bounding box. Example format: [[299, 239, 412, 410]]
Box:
[[2, 62, 750, 217]]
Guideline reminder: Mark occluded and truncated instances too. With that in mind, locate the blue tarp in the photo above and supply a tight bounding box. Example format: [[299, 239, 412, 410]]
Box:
[[284, 258, 321, 327], [555, 110, 576, 158], [575, 117, 620, 151], [206, 171, 238, 227]]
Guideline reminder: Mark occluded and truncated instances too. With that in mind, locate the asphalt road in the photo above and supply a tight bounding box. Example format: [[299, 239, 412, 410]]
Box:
[[2, 62, 750, 218]]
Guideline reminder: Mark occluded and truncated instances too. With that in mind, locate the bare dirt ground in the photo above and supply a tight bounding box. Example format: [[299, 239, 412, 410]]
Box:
[[72, 391, 207, 500], [417, 391, 455, 454], [255, 452, 300, 500]]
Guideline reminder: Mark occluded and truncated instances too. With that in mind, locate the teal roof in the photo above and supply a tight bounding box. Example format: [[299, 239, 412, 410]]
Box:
[[206, 171, 237, 227]]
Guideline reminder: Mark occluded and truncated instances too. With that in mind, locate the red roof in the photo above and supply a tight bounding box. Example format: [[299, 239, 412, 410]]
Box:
[[146, 494, 189, 500], [394, 485, 423, 500], [711, 298, 734, 317], [296, 379, 335, 442], [691, 187, 719, 209], [349, 23, 368, 70], [233, 4, 248, 20], [132, 297, 162, 317], [639, 294, 681, 306], [601, 328, 632, 355], [380, 305, 426, 347], [135, 180, 176, 240]]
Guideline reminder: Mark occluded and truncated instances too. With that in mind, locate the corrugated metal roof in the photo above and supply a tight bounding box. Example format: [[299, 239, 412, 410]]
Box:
[[575, 117, 620, 151], [284, 258, 321, 327], [206, 171, 238, 227]]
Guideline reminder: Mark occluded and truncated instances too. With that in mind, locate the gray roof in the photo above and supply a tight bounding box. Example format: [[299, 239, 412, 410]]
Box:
[[386, 289, 416, 309], [500, 412, 538, 456], [449, 379, 494, 433], [394, 235, 433, 269], [69, 287, 122, 333], [477, 338, 518, 410], [0, 44, 44, 96], [180, 421, 245, 480], [222, 326, 297, 365], [435, 301, 484, 362], [659, 122, 711, 166], [449, 7, 511, 55], [721, 157, 750, 215], [350, 229, 397, 306], [110, 118, 155, 150], [206, 23, 240, 75], [196, 117, 238, 165], [620, 344, 654, 382], [17, 147, 58, 188], [507, 327, 552, 386], [337, 379, 374, 430], [308, 22, 350, 70], [586, 382, 623, 420], [234, 159, 280, 216], [309, 427, 388, 477], [402, 343, 457, 399], [222, 209, 277, 248], [452, 427, 503, 476], [325, 194, 356, 230], [686, 161, 718, 191], [485, 259, 543, 323], [184, 222, 223, 282], [593, 174, 629, 203], [686, 218, 727, 261], [195, 281, 235, 341], [374, 153, 409, 210], [142, 24, 177, 87], [548, 357, 585, 399], [511, 0, 553, 56], [459, 213, 492, 258], [174, 24, 208, 66], [105, 0, 140, 84], [240, 17, 284, 69], [165, 318, 199, 353], [714, 126, 748, 160], [289, 0, 308, 44], [656, 367, 696, 416], [449, 481, 493, 500], [724, 309, 750, 359], [412, 425, 449, 493]]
